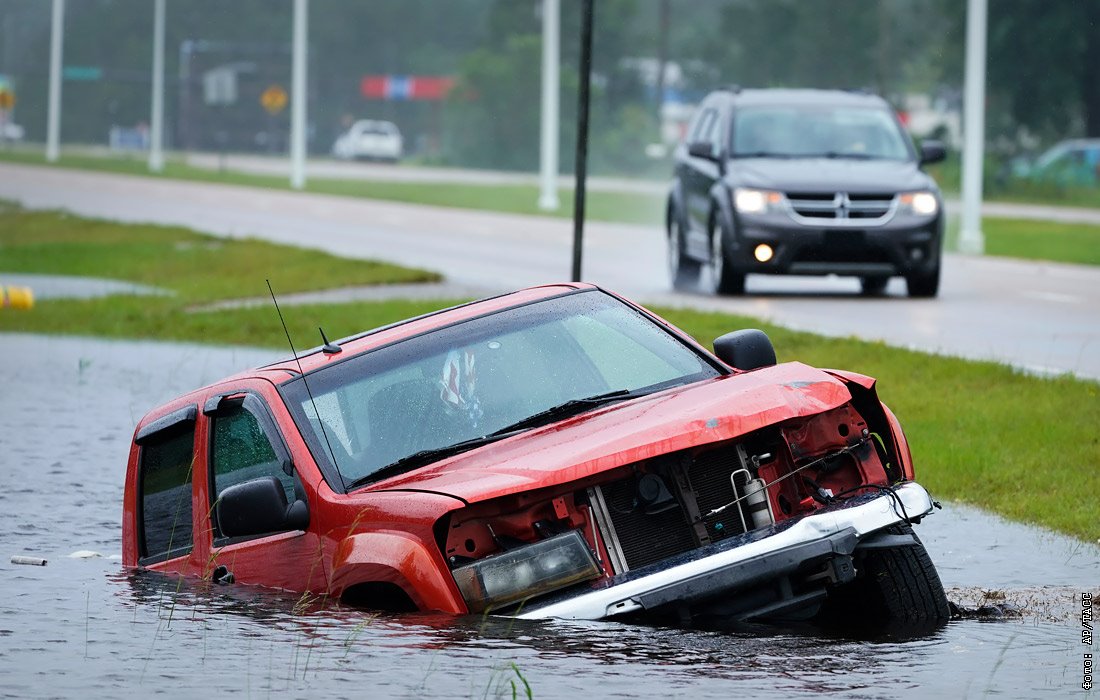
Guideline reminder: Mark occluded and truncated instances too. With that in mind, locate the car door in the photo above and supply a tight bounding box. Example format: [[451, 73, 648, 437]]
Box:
[[682, 105, 725, 255], [202, 388, 327, 592]]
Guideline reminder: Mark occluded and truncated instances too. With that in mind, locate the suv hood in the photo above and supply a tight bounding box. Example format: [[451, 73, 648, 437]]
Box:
[[367, 362, 853, 504], [729, 157, 934, 193]]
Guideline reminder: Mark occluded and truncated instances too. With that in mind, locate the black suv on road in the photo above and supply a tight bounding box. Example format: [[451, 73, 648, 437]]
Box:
[[667, 88, 946, 297]]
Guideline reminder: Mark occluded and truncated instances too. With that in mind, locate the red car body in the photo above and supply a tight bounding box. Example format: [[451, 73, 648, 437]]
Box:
[[123, 284, 946, 628]]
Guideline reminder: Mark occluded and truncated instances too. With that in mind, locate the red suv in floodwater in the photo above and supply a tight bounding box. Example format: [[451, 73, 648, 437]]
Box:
[[123, 284, 948, 630]]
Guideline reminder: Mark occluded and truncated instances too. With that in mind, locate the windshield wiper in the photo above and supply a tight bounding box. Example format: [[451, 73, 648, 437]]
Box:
[[732, 151, 796, 159], [820, 151, 882, 160], [344, 432, 514, 491], [487, 388, 644, 437], [344, 388, 648, 492]]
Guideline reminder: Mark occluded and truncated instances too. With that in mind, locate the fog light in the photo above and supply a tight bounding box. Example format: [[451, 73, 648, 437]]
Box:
[[754, 244, 774, 262]]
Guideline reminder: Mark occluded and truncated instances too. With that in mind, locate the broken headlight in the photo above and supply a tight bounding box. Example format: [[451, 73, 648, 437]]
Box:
[[452, 530, 600, 613]]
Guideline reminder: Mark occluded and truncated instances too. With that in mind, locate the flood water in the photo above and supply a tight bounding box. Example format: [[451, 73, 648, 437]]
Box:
[[1, 332, 1095, 698]]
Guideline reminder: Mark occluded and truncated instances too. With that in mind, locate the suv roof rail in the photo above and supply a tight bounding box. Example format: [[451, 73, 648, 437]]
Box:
[[719, 84, 742, 94]]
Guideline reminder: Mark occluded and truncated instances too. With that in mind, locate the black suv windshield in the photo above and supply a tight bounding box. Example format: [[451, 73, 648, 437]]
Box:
[[280, 290, 720, 490], [731, 105, 911, 161]]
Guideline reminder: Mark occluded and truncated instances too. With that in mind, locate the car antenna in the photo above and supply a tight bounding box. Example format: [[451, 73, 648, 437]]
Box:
[[266, 280, 348, 493], [319, 326, 342, 355]]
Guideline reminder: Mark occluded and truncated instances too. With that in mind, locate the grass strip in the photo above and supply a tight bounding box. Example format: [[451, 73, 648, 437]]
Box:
[[0, 206, 1096, 540]]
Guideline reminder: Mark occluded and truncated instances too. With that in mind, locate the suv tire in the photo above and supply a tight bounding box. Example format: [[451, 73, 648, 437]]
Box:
[[708, 215, 745, 296], [906, 266, 941, 298], [668, 215, 701, 290]]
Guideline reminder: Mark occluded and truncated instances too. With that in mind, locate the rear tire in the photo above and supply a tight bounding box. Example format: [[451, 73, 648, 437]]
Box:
[[906, 266, 940, 298], [819, 524, 949, 633], [668, 216, 701, 290]]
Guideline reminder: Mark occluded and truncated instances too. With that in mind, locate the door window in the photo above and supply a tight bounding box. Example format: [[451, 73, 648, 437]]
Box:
[[139, 418, 196, 562], [209, 397, 297, 540]]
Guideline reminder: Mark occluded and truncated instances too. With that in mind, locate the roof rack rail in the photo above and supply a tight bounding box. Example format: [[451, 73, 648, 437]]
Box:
[[720, 84, 742, 94]]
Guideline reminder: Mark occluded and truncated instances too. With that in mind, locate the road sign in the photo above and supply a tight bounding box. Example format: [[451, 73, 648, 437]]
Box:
[[0, 91, 13, 111], [261, 85, 288, 115], [62, 65, 103, 81]]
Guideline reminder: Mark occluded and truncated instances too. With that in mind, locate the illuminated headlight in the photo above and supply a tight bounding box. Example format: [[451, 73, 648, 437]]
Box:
[[452, 530, 600, 613], [734, 187, 783, 215], [899, 191, 938, 216]]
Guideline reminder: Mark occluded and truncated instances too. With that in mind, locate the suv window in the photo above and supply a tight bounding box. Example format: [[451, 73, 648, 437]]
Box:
[[209, 397, 296, 539], [139, 420, 196, 562]]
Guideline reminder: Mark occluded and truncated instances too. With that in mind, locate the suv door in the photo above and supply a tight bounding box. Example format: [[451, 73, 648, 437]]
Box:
[[682, 104, 726, 255], [204, 391, 324, 591]]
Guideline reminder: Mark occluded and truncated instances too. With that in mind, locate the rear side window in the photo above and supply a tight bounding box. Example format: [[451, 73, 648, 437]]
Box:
[[139, 423, 196, 562]]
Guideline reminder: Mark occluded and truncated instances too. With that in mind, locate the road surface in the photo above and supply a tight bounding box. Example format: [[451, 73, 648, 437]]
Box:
[[1, 162, 1096, 380]]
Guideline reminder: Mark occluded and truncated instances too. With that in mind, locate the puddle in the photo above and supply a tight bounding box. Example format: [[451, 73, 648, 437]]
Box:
[[0, 332, 1095, 698], [0, 272, 169, 300]]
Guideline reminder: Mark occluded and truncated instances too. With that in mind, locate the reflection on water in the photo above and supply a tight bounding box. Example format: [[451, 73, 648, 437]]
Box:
[[0, 333, 1095, 698]]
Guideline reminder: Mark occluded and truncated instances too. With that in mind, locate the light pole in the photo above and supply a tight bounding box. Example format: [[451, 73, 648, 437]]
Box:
[[45, 0, 64, 162], [959, 0, 987, 254], [538, 0, 560, 211], [149, 0, 166, 172], [289, 0, 308, 190]]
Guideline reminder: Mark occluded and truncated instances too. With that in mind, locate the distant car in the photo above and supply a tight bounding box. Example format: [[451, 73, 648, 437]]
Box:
[[667, 88, 946, 298], [123, 283, 948, 631], [332, 119, 403, 162], [0, 121, 24, 141], [1017, 139, 1100, 187]]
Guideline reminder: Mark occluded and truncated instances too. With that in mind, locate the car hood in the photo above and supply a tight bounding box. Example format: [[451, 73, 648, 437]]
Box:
[[367, 362, 853, 504], [728, 157, 935, 193]]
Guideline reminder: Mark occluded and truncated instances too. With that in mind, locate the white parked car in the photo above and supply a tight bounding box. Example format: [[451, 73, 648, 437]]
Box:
[[332, 119, 403, 162]]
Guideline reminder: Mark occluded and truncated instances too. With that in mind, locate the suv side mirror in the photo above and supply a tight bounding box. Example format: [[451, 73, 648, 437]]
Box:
[[688, 141, 717, 161], [217, 476, 309, 538], [713, 329, 777, 371], [919, 140, 947, 165]]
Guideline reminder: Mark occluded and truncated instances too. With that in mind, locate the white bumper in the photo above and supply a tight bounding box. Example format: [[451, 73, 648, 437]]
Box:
[[517, 482, 935, 620]]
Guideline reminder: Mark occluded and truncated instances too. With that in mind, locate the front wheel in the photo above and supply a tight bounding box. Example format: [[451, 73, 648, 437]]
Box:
[[818, 523, 950, 633], [906, 266, 940, 298], [707, 217, 745, 296]]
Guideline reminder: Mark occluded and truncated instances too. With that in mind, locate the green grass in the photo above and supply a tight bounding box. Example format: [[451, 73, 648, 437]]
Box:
[[1, 206, 1097, 541], [0, 149, 665, 226], [981, 218, 1100, 266]]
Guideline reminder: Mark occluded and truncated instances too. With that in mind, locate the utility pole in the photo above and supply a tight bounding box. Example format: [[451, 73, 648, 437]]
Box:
[[148, 0, 166, 172], [46, 0, 64, 162], [289, 0, 308, 190], [571, 0, 594, 282], [959, 0, 987, 254], [538, 0, 560, 211]]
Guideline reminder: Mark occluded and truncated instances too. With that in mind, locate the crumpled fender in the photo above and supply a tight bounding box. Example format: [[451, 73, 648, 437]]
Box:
[[881, 403, 915, 481], [330, 531, 465, 613]]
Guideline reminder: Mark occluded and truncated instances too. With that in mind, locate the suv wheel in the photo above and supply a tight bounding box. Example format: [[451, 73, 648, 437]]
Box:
[[859, 276, 890, 296], [708, 216, 745, 296], [906, 266, 940, 298], [668, 216, 701, 290]]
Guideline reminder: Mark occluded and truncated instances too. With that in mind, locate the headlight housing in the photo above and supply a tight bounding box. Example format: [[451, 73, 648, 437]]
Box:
[[898, 191, 939, 216], [451, 530, 600, 613], [733, 187, 784, 215]]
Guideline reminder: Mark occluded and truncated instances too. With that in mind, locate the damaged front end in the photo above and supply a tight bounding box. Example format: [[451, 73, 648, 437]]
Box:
[[440, 396, 948, 630]]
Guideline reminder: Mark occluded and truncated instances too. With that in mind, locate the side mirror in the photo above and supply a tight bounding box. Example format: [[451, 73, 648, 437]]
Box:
[[919, 140, 947, 166], [713, 329, 776, 371], [217, 476, 309, 538], [688, 141, 717, 160]]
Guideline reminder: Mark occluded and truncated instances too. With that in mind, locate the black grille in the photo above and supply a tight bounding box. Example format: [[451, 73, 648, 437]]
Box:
[[600, 475, 696, 570], [688, 447, 747, 543]]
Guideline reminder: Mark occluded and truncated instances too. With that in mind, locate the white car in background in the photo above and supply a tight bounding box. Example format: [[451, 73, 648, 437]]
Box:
[[332, 119, 403, 162]]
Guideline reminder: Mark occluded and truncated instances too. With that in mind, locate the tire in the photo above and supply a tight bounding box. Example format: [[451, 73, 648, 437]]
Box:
[[859, 276, 890, 296], [818, 523, 950, 633], [668, 215, 701, 290], [707, 214, 745, 296], [906, 266, 940, 298]]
